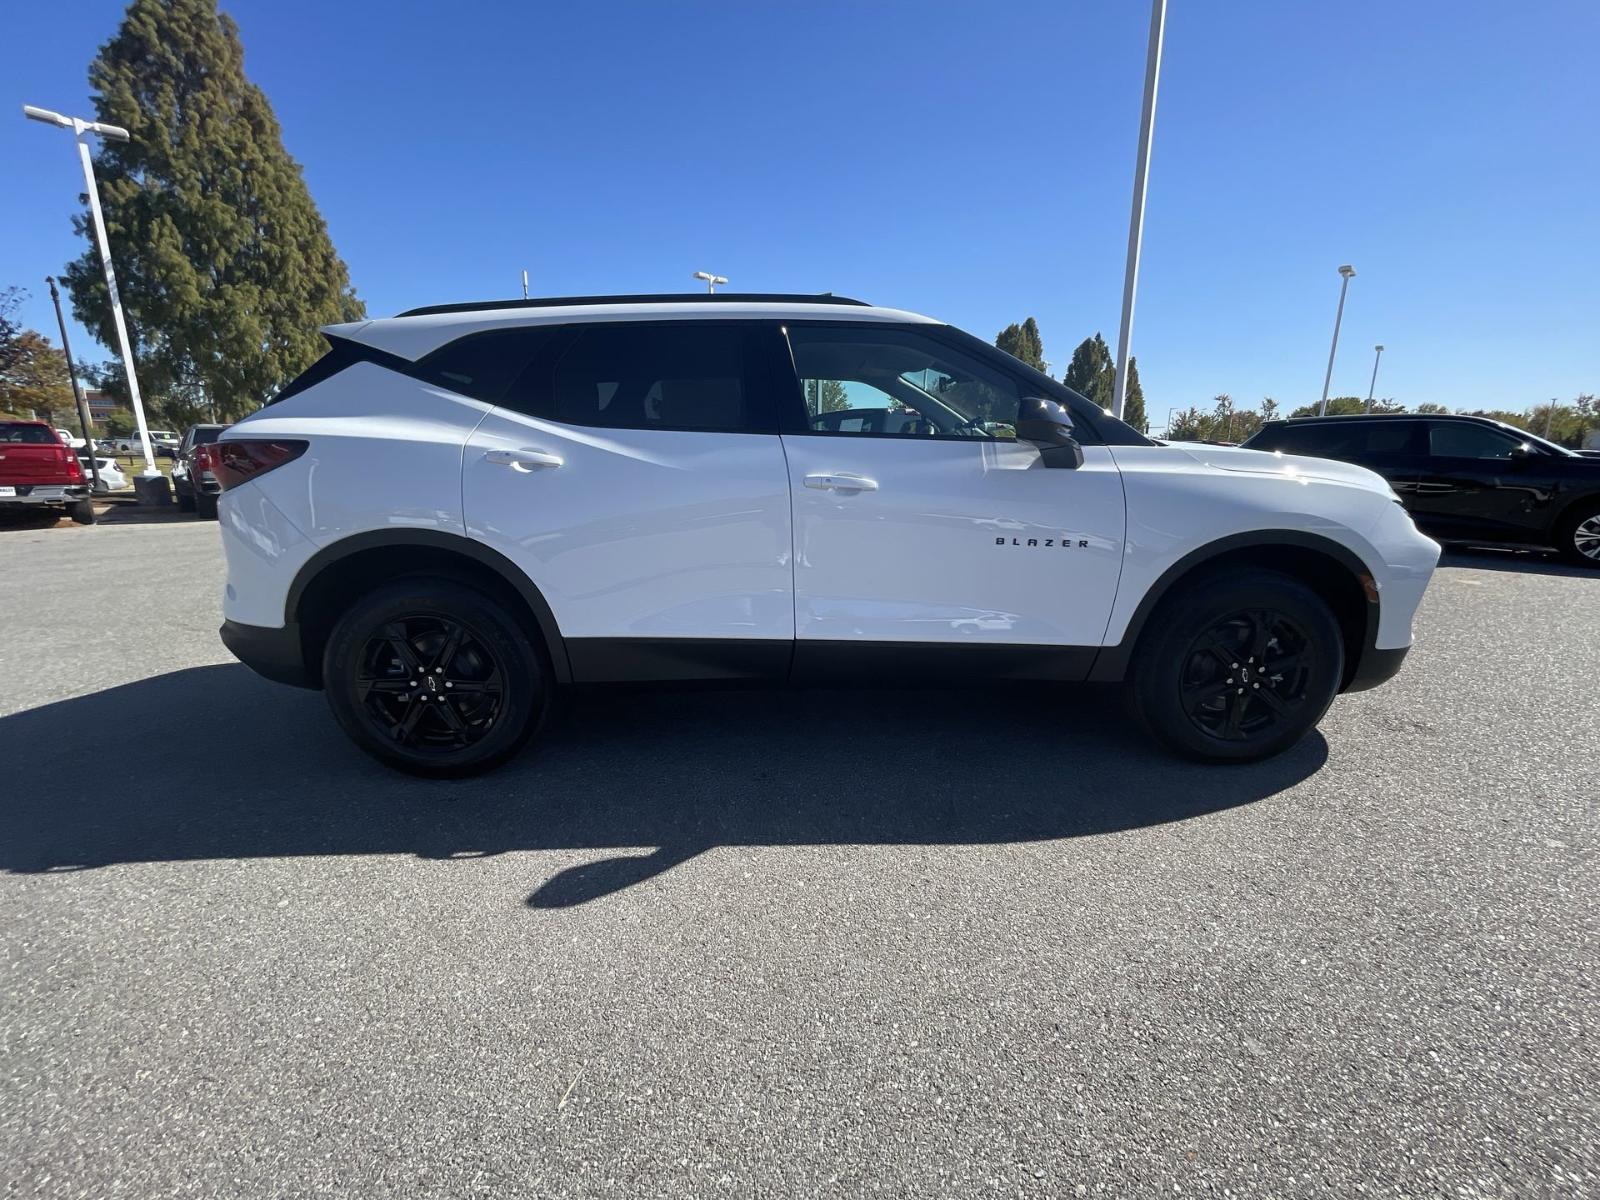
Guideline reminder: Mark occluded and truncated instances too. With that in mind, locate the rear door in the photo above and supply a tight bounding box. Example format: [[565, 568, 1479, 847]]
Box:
[[462, 320, 795, 680], [773, 322, 1126, 675]]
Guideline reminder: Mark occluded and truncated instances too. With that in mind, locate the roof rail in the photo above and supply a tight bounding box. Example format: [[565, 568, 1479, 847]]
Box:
[[395, 292, 871, 318]]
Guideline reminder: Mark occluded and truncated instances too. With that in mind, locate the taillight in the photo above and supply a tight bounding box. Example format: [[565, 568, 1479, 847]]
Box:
[[210, 440, 308, 491], [60, 446, 84, 483]]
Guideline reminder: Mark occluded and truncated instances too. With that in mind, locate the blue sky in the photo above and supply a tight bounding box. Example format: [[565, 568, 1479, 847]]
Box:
[[3, 0, 1596, 424]]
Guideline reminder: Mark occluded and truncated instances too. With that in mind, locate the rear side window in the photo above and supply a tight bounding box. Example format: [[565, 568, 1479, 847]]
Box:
[[544, 323, 751, 432], [1427, 422, 1522, 459], [413, 326, 561, 404]]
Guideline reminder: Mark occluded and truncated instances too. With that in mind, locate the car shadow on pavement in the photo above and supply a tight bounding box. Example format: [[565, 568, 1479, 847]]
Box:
[[1437, 547, 1599, 579], [0, 665, 1328, 906]]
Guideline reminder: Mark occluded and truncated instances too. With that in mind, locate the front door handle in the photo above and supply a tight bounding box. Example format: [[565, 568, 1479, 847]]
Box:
[[804, 472, 878, 493], [484, 448, 563, 472]]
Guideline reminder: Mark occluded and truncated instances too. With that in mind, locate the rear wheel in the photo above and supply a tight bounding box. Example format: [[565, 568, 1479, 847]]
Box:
[[195, 492, 218, 520], [68, 499, 96, 526], [176, 489, 196, 513], [1131, 569, 1344, 762], [1557, 502, 1600, 567], [322, 578, 548, 777]]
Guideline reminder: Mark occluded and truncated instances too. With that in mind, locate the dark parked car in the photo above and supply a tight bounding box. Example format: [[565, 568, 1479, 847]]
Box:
[[1241, 414, 1600, 565], [171, 423, 230, 518]]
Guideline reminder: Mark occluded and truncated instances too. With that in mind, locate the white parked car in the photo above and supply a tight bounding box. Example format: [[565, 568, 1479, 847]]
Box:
[[55, 427, 87, 450], [78, 453, 129, 494], [215, 293, 1440, 776]]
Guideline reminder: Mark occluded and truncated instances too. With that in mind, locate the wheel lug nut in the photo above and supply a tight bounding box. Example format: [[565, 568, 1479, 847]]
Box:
[[444, 681, 453, 688], [1253, 683, 1260, 689]]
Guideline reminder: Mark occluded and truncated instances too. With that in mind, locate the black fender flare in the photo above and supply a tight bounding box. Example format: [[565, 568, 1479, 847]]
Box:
[[1086, 530, 1380, 684], [285, 529, 571, 683]]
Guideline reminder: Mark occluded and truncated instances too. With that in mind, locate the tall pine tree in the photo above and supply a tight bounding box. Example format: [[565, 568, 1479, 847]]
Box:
[[1063, 333, 1115, 410], [995, 317, 1046, 371], [62, 0, 363, 421], [1123, 355, 1146, 433]]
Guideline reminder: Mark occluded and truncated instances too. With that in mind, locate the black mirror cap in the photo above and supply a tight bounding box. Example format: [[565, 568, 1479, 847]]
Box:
[[1016, 396, 1083, 468]]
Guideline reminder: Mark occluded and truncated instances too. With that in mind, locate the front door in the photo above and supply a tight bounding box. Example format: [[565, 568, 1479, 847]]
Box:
[[774, 322, 1126, 678], [1410, 420, 1550, 542], [462, 320, 794, 679]]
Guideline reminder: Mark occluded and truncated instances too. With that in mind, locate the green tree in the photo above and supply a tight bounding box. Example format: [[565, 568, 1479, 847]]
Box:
[[62, 0, 363, 422], [0, 287, 25, 377], [995, 317, 1046, 371], [1122, 355, 1146, 433], [0, 329, 74, 420], [1414, 402, 1449, 415], [1063, 333, 1115, 409], [1288, 396, 1406, 418], [1165, 394, 1279, 443]]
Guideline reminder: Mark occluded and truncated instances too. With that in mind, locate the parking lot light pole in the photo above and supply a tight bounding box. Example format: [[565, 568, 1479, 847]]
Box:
[[23, 104, 160, 484], [44, 276, 101, 493], [693, 271, 728, 294], [1112, 0, 1167, 424], [1364, 344, 1385, 413], [1317, 264, 1357, 417]]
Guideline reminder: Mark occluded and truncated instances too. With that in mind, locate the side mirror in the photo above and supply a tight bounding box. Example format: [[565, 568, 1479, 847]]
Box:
[[1015, 396, 1084, 469], [1510, 443, 1535, 462]]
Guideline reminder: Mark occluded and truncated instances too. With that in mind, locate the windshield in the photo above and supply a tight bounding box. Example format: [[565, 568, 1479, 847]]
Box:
[[192, 427, 226, 445]]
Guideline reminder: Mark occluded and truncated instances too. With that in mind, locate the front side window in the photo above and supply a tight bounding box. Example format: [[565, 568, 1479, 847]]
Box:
[[1428, 423, 1523, 459], [548, 324, 748, 432], [786, 325, 1020, 439]]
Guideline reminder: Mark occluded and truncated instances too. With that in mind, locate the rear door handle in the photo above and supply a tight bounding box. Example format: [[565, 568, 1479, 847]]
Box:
[[484, 448, 563, 471], [804, 472, 878, 492]]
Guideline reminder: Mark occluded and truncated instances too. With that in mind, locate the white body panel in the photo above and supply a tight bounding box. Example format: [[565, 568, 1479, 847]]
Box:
[[1106, 444, 1439, 650], [782, 437, 1126, 645], [463, 413, 793, 640]]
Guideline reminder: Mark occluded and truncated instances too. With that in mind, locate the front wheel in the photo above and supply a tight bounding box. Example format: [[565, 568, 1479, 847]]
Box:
[[1130, 569, 1344, 762], [322, 578, 549, 777]]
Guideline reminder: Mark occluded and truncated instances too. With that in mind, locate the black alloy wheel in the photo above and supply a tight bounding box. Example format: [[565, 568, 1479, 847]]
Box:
[[356, 615, 506, 754], [1179, 609, 1315, 742], [323, 578, 549, 777], [1131, 568, 1344, 762]]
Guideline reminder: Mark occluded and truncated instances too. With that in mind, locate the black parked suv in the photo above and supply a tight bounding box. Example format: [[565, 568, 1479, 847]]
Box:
[[171, 423, 230, 518], [1241, 414, 1600, 565]]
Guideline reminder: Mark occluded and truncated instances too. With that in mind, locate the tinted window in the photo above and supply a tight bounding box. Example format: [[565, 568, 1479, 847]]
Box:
[[787, 325, 1020, 439], [1428, 422, 1523, 459], [415, 326, 560, 404], [1261, 421, 1418, 457], [192, 426, 225, 446], [547, 324, 749, 432]]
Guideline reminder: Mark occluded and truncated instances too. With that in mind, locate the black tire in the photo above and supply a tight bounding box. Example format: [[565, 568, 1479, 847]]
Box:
[[195, 492, 218, 520], [68, 499, 97, 526], [177, 489, 196, 513], [1555, 501, 1600, 568], [1130, 568, 1344, 762], [322, 578, 549, 777]]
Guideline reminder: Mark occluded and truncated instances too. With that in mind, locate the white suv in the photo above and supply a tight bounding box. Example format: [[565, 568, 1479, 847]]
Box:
[[214, 293, 1439, 776]]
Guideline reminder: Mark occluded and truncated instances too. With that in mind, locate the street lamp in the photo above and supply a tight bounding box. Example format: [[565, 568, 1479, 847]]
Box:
[[1364, 344, 1385, 413], [23, 104, 162, 486], [1112, 0, 1167, 424], [692, 271, 728, 294], [1317, 264, 1357, 417]]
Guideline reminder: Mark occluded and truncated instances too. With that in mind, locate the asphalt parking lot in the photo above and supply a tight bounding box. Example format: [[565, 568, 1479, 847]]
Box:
[[1, 515, 1595, 1199]]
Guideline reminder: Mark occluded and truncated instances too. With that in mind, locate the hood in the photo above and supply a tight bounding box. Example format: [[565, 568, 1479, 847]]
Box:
[[1169, 442, 1395, 494]]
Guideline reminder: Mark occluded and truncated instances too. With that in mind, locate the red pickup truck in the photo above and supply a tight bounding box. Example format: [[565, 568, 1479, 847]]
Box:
[[0, 420, 95, 524]]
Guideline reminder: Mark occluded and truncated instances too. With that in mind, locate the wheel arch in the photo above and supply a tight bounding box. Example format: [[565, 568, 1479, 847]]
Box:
[[1088, 531, 1380, 690], [286, 530, 571, 687]]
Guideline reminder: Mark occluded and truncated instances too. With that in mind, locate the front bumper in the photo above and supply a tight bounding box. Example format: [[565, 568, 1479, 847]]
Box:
[[219, 619, 317, 689], [1343, 644, 1410, 693]]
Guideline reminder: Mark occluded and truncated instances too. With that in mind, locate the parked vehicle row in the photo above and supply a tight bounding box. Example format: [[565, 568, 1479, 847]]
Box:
[[171, 423, 229, 517], [1240, 414, 1600, 565], [212, 292, 1441, 777]]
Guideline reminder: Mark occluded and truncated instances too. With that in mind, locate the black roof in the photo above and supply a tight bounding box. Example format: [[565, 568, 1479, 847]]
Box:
[[396, 293, 871, 318]]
